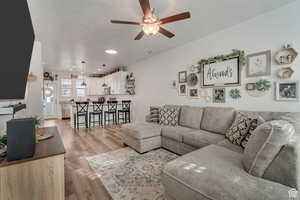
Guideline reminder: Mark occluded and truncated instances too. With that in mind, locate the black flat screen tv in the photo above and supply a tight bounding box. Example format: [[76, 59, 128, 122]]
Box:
[[0, 0, 35, 100]]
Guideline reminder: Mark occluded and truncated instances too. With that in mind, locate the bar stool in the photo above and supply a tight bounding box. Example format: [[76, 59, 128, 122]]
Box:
[[104, 101, 118, 127], [118, 100, 131, 124], [74, 102, 89, 129], [89, 101, 104, 128]]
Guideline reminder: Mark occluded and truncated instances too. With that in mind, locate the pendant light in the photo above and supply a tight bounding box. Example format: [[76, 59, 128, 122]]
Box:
[[101, 64, 107, 87], [81, 61, 87, 87]]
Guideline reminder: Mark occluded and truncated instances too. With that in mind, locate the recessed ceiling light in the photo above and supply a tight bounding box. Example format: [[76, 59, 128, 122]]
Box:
[[105, 49, 118, 54]]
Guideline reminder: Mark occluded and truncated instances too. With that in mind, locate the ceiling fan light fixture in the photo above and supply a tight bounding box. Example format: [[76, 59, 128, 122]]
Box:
[[105, 49, 118, 54], [142, 23, 159, 35]]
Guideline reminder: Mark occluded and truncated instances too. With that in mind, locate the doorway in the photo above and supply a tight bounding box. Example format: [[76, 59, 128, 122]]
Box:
[[43, 80, 57, 119]]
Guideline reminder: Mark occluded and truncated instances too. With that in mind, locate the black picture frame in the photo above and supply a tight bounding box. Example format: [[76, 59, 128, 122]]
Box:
[[178, 71, 187, 83], [201, 57, 241, 88]]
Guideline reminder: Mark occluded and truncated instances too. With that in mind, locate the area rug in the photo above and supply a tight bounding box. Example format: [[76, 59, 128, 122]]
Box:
[[86, 148, 178, 200]]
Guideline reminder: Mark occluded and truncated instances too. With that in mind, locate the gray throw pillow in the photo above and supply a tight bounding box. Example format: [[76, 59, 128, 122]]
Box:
[[150, 106, 160, 123], [226, 112, 253, 145], [159, 107, 180, 126], [243, 120, 295, 177], [240, 116, 265, 149]]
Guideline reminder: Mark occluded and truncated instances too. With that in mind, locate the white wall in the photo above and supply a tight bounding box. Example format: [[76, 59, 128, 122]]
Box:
[[128, 1, 300, 122], [25, 41, 43, 118]]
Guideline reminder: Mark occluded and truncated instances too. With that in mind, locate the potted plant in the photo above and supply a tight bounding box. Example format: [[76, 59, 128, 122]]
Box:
[[0, 135, 7, 157]]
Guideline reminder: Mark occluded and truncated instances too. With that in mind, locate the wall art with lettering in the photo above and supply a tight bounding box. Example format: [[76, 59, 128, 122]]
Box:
[[201, 57, 241, 88]]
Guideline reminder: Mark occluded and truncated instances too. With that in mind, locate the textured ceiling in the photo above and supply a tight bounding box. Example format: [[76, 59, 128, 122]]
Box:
[[27, 0, 295, 73]]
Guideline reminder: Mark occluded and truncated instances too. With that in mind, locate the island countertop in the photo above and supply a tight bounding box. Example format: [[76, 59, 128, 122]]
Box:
[[0, 126, 65, 168]]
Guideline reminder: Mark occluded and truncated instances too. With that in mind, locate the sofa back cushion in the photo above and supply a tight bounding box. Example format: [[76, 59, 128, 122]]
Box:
[[243, 120, 295, 178], [201, 107, 236, 135], [179, 106, 204, 129]]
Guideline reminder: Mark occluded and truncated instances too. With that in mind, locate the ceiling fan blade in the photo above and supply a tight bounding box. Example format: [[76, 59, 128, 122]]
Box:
[[111, 20, 140, 25], [159, 27, 175, 38], [134, 31, 145, 40], [139, 0, 152, 18], [160, 12, 191, 24]]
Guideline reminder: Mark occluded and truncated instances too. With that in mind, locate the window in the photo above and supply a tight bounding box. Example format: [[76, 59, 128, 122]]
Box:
[[76, 80, 86, 97], [61, 79, 72, 97]]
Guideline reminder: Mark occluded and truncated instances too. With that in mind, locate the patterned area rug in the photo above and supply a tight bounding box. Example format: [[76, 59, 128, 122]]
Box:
[[87, 148, 178, 200]]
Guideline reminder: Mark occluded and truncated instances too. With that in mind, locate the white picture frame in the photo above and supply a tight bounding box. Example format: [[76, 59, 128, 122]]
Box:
[[202, 57, 240, 88], [275, 81, 299, 101], [178, 84, 187, 96], [247, 50, 271, 77]]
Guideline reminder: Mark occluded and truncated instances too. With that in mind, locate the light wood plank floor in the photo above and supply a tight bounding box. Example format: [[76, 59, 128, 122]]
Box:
[[44, 119, 125, 200]]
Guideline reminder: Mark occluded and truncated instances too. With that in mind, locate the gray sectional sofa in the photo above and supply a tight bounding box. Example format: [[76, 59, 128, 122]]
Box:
[[120, 105, 300, 200]]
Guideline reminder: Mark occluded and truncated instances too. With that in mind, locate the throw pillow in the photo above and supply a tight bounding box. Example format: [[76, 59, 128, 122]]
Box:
[[243, 120, 295, 177], [240, 116, 265, 148], [150, 106, 160, 123], [225, 112, 253, 145], [159, 107, 180, 126]]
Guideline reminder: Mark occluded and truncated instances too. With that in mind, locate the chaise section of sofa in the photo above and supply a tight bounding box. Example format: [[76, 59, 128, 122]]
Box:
[[162, 145, 293, 200]]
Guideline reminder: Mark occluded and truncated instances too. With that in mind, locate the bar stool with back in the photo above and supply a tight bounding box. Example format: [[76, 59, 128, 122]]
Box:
[[118, 100, 131, 124], [89, 101, 104, 127], [104, 101, 118, 127], [74, 102, 89, 129]]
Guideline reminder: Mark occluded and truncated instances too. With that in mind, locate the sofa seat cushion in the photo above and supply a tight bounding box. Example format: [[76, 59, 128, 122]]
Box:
[[179, 106, 204, 129], [217, 140, 244, 153], [121, 122, 162, 139], [161, 126, 194, 142], [183, 130, 225, 149], [162, 145, 292, 200], [201, 107, 236, 135]]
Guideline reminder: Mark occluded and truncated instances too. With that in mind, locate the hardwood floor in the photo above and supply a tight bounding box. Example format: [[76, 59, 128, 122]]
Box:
[[44, 119, 125, 200]]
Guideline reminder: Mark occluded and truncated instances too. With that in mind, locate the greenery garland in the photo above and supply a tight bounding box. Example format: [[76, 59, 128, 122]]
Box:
[[197, 49, 246, 73]]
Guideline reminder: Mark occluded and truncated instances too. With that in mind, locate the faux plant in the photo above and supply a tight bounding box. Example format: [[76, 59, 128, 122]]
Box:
[[0, 135, 7, 145], [230, 89, 241, 99], [33, 116, 42, 128], [197, 49, 246, 73], [255, 80, 271, 92]]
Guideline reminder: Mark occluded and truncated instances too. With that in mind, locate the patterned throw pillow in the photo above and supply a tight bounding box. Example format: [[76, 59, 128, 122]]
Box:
[[150, 106, 160, 123], [159, 107, 180, 126], [241, 116, 265, 148], [226, 112, 253, 145]]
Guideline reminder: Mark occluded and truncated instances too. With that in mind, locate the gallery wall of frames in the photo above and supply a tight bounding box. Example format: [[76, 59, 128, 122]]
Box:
[[176, 45, 299, 103]]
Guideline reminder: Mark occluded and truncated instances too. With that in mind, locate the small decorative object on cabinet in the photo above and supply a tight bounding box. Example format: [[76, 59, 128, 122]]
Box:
[[275, 81, 299, 101], [189, 88, 199, 98], [187, 73, 198, 87], [178, 84, 187, 96], [277, 67, 294, 79], [246, 50, 271, 77], [275, 46, 298, 65], [230, 88, 241, 99], [178, 71, 187, 83], [126, 72, 135, 95], [213, 88, 226, 103]]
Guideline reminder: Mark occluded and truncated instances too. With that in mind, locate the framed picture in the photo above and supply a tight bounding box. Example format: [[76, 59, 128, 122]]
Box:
[[213, 88, 226, 103], [189, 88, 199, 98], [246, 83, 256, 91], [178, 84, 187, 96], [178, 71, 187, 83], [275, 81, 299, 101], [202, 57, 240, 88], [247, 50, 271, 77]]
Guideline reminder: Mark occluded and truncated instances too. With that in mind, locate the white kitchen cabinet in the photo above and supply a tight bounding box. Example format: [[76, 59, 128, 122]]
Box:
[[87, 71, 128, 96]]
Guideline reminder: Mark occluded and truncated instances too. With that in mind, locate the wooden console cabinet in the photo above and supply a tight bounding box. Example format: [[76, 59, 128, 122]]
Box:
[[0, 127, 65, 200]]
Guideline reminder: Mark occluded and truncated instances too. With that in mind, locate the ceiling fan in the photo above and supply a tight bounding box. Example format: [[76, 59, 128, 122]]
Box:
[[111, 0, 191, 40]]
